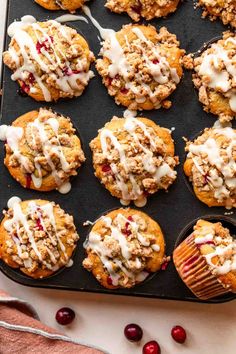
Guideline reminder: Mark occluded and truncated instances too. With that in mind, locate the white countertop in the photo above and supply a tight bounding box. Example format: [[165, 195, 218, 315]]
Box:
[[0, 1, 235, 353]]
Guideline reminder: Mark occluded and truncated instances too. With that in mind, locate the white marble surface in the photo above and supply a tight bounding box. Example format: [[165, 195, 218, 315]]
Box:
[[0, 1, 235, 353]]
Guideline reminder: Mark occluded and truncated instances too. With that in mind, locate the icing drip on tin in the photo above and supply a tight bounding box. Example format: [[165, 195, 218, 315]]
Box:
[[188, 126, 236, 208], [4, 199, 69, 271], [198, 37, 236, 113], [99, 117, 176, 206], [84, 213, 160, 286], [6, 16, 94, 101]]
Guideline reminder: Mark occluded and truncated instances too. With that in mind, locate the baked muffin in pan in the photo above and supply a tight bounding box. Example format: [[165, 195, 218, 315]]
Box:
[[190, 32, 236, 123], [3, 18, 95, 102], [198, 0, 236, 28], [184, 124, 236, 209], [0, 108, 85, 193], [83, 208, 166, 289], [35, 0, 89, 12], [105, 0, 181, 22], [173, 219, 236, 300], [96, 24, 185, 111], [90, 115, 178, 207], [0, 198, 79, 279]]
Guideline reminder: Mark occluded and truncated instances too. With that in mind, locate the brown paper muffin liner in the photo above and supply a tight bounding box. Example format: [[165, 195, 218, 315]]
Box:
[[173, 234, 231, 300]]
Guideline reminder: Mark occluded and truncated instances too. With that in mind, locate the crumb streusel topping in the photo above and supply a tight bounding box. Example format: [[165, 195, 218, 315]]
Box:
[[193, 220, 236, 277], [3, 16, 95, 101], [3, 200, 79, 274], [0, 108, 85, 193], [185, 125, 236, 209], [90, 116, 178, 207], [83, 212, 161, 287], [96, 25, 183, 110], [198, 0, 236, 28], [192, 33, 236, 122]]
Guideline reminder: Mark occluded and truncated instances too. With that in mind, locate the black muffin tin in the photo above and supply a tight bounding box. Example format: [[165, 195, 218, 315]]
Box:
[[0, 0, 235, 303]]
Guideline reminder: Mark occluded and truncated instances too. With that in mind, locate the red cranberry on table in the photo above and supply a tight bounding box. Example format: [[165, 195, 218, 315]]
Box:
[[55, 307, 75, 325], [171, 325, 186, 343], [143, 340, 161, 354], [124, 323, 143, 342]]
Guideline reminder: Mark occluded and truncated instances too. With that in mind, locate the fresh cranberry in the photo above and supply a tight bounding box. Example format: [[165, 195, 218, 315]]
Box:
[[127, 216, 133, 222], [63, 67, 81, 76], [152, 59, 159, 64], [21, 81, 30, 94], [107, 276, 113, 285], [28, 73, 35, 84], [120, 88, 129, 94], [161, 259, 170, 271], [36, 37, 53, 54], [143, 341, 161, 354], [26, 174, 32, 188], [171, 325, 186, 344], [102, 164, 112, 173], [124, 323, 143, 342], [55, 307, 75, 325], [36, 219, 43, 231]]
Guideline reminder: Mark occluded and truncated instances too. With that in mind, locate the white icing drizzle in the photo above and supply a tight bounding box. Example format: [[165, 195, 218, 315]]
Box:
[[188, 126, 236, 208], [84, 213, 159, 286], [0, 110, 76, 194], [6, 16, 94, 101], [82, 6, 179, 107], [55, 14, 88, 23], [7, 196, 22, 209], [4, 200, 69, 270], [99, 117, 176, 206], [198, 37, 236, 112]]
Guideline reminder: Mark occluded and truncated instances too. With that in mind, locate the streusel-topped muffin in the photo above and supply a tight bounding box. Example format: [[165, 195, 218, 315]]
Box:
[[83, 208, 166, 289], [35, 0, 89, 12], [198, 0, 236, 28], [184, 125, 236, 209], [173, 219, 236, 300], [0, 108, 85, 193], [0, 198, 79, 279], [191, 32, 236, 123], [96, 25, 185, 111], [3, 17, 95, 101], [90, 116, 178, 207], [105, 0, 180, 22]]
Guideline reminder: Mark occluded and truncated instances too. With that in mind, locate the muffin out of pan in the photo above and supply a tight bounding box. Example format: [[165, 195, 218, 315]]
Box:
[[173, 219, 236, 300], [96, 24, 185, 111], [105, 0, 181, 22], [35, 0, 88, 12], [90, 115, 178, 207], [3, 18, 95, 102], [83, 208, 166, 289], [186, 32, 236, 123], [184, 124, 236, 209], [0, 108, 85, 193], [0, 198, 79, 279], [198, 0, 236, 28]]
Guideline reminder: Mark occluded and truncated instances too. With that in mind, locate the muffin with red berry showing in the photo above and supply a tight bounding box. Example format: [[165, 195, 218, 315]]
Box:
[[96, 24, 185, 111], [3, 18, 94, 101], [173, 219, 236, 300], [83, 208, 166, 289], [35, 0, 89, 12], [90, 115, 178, 207], [106, 0, 181, 22], [198, 0, 236, 28], [0, 198, 79, 279], [184, 125, 236, 209], [0, 108, 85, 193]]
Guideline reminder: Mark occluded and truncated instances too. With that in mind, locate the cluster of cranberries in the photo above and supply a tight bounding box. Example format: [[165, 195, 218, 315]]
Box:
[[124, 323, 186, 353]]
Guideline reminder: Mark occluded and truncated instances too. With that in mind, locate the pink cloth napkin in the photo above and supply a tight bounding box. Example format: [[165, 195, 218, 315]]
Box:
[[0, 290, 107, 354]]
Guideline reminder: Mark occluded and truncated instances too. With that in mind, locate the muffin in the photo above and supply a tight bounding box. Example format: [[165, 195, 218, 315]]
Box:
[[90, 116, 178, 207], [35, 0, 88, 12], [0, 198, 79, 279], [83, 208, 166, 289], [3, 18, 95, 102], [105, 0, 180, 22], [173, 219, 236, 300], [198, 0, 236, 28], [191, 32, 236, 123], [184, 125, 236, 209], [0, 108, 85, 193], [96, 25, 185, 111]]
